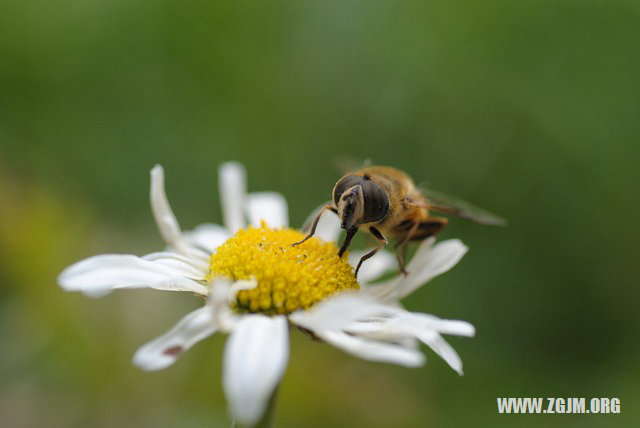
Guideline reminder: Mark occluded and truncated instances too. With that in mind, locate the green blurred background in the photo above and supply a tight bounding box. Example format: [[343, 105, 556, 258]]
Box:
[[1, 0, 639, 426]]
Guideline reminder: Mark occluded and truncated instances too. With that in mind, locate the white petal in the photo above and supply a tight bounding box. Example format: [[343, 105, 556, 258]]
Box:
[[406, 312, 476, 337], [405, 238, 467, 279], [246, 192, 289, 228], [150, 165, 188, 252], [418, 330, 465, 375], [289, 293, 396, 332], [401, 314, 473, 374], [348, 250, 396, 285], [182, 223, 231, 253], [141, 252, 208, 280], [364, 278, 401, 301], [58, 254, 207, 297], [314, 209, 341, 243], [366, 238, 468, 302], [133, 306, 216, 371], [208, 277, 257, 332], [397, 238, 468, 299], [223, 315, 289, 426], [347, 311, 474, 375], [317, 330, 425, 367], [219, 162, 247, 233]]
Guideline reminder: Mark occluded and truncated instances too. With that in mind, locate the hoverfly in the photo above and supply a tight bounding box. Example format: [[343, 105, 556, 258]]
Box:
[[293, 165, 505, 277]]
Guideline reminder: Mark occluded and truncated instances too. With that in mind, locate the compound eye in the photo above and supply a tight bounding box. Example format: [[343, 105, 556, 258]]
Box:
[[333, 176, 363, 206], [361, 180, 389, 223]]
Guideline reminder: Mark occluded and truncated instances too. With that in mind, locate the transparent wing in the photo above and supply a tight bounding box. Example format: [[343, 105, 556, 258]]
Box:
[[422, 188, 507, 226]]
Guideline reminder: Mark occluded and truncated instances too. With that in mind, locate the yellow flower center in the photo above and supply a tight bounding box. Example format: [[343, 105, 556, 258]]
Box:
[[207, 223, 359, 314]]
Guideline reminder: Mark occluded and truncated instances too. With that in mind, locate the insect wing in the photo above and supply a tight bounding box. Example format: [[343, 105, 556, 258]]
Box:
[[423, 188, 507, 226]]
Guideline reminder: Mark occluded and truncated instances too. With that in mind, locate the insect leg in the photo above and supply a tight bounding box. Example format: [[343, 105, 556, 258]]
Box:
[[393, 221, 420, 275], [409, 217, 448, 241], [354, 227, 387, 278], [292, 204, 338, 246]]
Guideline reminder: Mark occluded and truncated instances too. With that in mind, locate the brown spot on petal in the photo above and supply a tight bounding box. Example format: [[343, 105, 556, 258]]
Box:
[[163, 345, 184, 356]]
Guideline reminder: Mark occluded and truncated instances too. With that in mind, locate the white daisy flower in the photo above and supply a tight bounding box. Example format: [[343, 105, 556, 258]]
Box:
[[58, 163, 475, 426]]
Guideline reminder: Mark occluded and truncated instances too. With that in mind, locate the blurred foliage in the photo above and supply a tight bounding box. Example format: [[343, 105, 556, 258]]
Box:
[[1, 0, 639, 427]]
